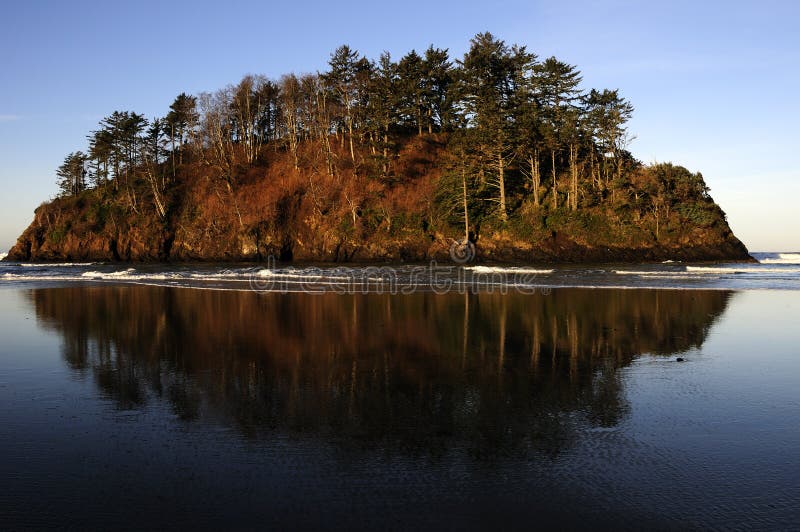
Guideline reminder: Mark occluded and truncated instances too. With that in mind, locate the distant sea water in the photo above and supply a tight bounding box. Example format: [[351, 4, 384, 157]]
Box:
[[1, 252, 799, 291]]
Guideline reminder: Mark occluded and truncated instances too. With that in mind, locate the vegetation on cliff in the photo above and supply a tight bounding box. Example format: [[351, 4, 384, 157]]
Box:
[[7, 33, 749, 262]]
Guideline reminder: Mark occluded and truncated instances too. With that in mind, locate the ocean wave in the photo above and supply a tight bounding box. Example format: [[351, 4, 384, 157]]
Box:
[[616, 266, 800, 275], [2, 273, 88, 281], [3, 266, 390, 284], [0, 252, 6, 261], [255, 268, 353, 281], [18, 262, 98, 267], [2, 262, 798, 290], [760, 253, 800, 264], [81, 268, 139, 279], [613, 270, 702, 276], [465, 266, 554, 275], [686, 266, 800, 274]]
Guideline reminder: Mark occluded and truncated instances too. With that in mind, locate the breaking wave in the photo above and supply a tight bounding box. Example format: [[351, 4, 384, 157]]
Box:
[[19, 262, 97, 267], [686, 266, 800, 274], [759, 253, 800, 265], [1, 261, 799, 290], [465, 266, 554, 275]]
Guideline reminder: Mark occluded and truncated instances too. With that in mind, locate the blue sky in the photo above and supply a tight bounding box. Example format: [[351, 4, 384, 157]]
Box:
[[1, 0, 798, 252]]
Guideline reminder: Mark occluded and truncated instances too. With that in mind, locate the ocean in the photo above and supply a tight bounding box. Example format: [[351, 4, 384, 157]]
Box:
[[0, 254, 798, 529], [2, 252, 799, 291]]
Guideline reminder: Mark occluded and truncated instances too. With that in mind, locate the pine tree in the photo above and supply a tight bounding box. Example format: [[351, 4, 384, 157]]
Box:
[[323, 45, 363, 164], [534, 57, 583, 210], [459, 32, 530, 222], [366, 52, 399, 174], [166, 93, 198, 168], [585, 89, 634, 193], [397, 50, 425, 135], [56, 152, 87, 196], [422, 46, 454, 133]]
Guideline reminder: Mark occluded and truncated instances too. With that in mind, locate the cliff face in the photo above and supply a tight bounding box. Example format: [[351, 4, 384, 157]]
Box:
[[5, 136, 751, 263]]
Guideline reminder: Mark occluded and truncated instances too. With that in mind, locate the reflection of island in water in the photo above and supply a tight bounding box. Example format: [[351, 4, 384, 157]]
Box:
[[30, 286, 732, 456]]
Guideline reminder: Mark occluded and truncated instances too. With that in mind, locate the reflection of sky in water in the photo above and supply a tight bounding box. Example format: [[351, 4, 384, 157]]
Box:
[[0, 287, 797, 529]]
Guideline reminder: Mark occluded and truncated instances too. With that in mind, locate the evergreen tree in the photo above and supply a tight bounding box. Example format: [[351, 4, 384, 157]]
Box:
[[323, 45, 363, 164], [585, 89, 634, 192], [56, 151, 87, 196], [397, 50, 425, 135], [166, 93, 198, 167], [422, 46, 454, 133], [459, 32, 531, 221], [366, 52, 399, 174], [534, 57, 583, 209]]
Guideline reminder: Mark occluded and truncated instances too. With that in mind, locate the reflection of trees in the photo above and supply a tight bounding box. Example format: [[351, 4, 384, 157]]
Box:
[[30, 286, 732, 457]]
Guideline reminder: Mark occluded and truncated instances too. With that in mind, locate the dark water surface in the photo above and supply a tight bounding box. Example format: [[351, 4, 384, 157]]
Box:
[[0, 286, 798, 529]]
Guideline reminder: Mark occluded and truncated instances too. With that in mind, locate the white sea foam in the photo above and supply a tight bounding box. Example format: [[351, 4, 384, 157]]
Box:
[[613, 270, 702, 276], [686, 266, 800, 274], [0, 252, 7, 261], [465, 266, 554, 275], [2, 261, 798, 291], [80, 269, 239, 281], [18, 262, 97, 267], [255, 268, 352, 281], [2, 273, 86, 281], [81, 268, 138, 278], [760, 253, 800, 264]]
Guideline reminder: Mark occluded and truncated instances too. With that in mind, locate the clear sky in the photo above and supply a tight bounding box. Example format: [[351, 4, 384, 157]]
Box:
[[1, 0, 798, 253]]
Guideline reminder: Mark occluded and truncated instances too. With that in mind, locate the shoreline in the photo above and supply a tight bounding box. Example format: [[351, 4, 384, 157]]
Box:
[[2, 246, 756, 265]]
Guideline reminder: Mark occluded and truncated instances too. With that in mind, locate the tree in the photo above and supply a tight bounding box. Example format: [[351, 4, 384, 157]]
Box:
[[254, 78, 280, 144], [397, 50, 425, 135], [143, 118, 167, 218], [323, 45, 363, 164], [197, 89, 235, 177], [510, 50, 544, 206], [145, 117, 166, 165], [561, 105, 587, 211], [366, 52, 399, 175], [93, 111, 147, 185], [584, 89, 634, 193], [279, 74, 302, 170], [422, 46, 455, 133], [300, 73, 335, 177], [229, 75, 278, 164], [166, 92, 198, 169], [534, 57, 583, 210], [440, 128, 481, 243], [57, 152, 87, 196], [459, 32, 532, 222], [87, 128, 113, 186]]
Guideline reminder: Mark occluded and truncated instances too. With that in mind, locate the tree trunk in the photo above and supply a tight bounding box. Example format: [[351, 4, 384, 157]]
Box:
[[417, 95, 422, 136], [498, 151, 507, 222], [178, 126, 184, 165], [461, 164, 469, 242], [530, 153, 540, 206], [551, 149, 557, 210], [348, 119, 356, 165], [382, 126, 389, 175], [569, 143, 578, 211]]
